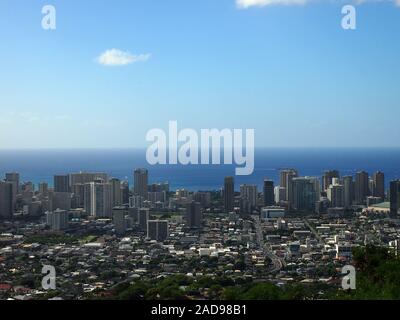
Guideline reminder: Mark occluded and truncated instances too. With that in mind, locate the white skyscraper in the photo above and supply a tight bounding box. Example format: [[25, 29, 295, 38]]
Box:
[[84, 180, 112, 218]]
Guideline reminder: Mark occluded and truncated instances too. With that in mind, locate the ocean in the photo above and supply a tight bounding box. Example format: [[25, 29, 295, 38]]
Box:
[[0, 148, 399, 191]]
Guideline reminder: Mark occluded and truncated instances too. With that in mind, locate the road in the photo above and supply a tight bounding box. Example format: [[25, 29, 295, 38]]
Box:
[[303, 218, 325, 245], [253, 215, 284, 273]]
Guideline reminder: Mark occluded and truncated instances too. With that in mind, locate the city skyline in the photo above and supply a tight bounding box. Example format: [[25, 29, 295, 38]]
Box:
[[1, 0, 400, 148]]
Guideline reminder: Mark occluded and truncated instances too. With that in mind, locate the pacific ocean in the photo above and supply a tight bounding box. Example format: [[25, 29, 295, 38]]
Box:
[[0, 148, 399, 191]]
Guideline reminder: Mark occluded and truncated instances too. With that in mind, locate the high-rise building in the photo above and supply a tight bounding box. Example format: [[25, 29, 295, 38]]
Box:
[[134, 168, 148, 199], [70, 173, 108, 209], [224, 176, 234, 212], [38, 182, 49, 195], [343, 176, 354, 208], [274, 186, 286, 205], [323, 170, 340, 191], [138, 208, 150, 231], [113, 207, 127, 235], [147, 220, 169, 241], [109, 178, 122, 207], [84, 180, 112, 218], [130, 195, 145, 209], [390, 180, 400, 218], [0, 181, 13, 219], [240, 184, 258, 211], [46, 209, 69, 231], [292, 177, 319, 212], [193, 192, 211, 208], [372, 171, 385, 200], [263, 179, 275, 206], [186, 201, 202, 228], [71, 184, 85, 208], [5, 172, 19, 211], [327, 179, 345, 208], [355, 171, 369, 205], [121, 180, 130, 205], [147, 191, 166, 203], [148, 182, 170, 193], [70, 172, 108, 186], [54, 175, 70, 193], [49, 192, 72, 211], [280, 169, 298, 206]]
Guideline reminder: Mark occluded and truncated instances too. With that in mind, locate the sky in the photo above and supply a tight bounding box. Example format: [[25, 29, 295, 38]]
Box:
[[0, 0, 400, 148]]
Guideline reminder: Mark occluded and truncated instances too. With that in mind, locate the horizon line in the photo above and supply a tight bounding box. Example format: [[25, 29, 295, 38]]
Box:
[[1, 146, 400, 151]]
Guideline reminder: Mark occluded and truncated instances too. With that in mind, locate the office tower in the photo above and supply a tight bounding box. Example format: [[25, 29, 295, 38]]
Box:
[[113, 207, 127, 235], [148, 182, 170, 193], [240, 198, 252, 215], [343, 176, 355, 208], [54, 175, 70, 193], [46, 209, 69, 231], [138, 208, 150, 231], [193, 192, 211, 207], [322, 170, 340, 191], [109, 178, 122, 207], [71, 173, 108, 209], [292, 177, 319, 212], [280, 169, 298, 205], [263, 179, 275, 206], [186, 201, 202, 228], [147, 220, 169, 241], [390, 180, 400, 218], [130, 195, 145, 209], [121, 180, 130, 205], [134, 168, 148, 199], [70, 172, 108, 186], [38, 182, 49, 195], [327, 180, 345, 208], [372, 171, 385, 200], [5, 172, 20, 187], [49, 192, 72, 211], [355, 171, 369, 205], [147, 191, 166, 203], [274, 186, 286, 204], [5, 172, 19, 211], [84, 180, 112, 218], [176, 189, 189, 198], [240, 184, 258, 210], [224, 176, 235, 212], [28, 201, 42, 217], [71, 183, 85, 208], [369, 179, 375, 198], [0, 181, 13, 219]]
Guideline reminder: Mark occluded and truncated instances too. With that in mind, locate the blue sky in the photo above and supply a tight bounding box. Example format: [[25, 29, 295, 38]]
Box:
[[0, 0, 399, 148]]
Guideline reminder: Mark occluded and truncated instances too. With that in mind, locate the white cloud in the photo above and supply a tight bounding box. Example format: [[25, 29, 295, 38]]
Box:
[[18, 112, 40, 122], [97, 49, 151, 66], [54, 115, 71, 121]]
